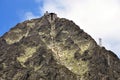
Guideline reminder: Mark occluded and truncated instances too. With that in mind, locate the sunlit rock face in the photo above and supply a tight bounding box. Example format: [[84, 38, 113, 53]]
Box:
[[0, 13, 120, 80]]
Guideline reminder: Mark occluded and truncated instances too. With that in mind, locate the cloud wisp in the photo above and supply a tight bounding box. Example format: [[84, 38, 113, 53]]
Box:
[[25, 0, 120, 57], [24, 12, 39, 20]]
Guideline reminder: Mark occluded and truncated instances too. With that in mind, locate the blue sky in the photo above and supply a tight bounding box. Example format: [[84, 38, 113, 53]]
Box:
[[0, 0, 120, 58], [0, 0, 42, 36]]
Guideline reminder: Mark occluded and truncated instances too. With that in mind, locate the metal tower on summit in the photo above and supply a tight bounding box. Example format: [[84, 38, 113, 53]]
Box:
[[99, 38, 102, 47]]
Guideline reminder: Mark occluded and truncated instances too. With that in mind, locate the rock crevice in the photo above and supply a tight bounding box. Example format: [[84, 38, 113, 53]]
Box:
[[0, 13, 119, 80]]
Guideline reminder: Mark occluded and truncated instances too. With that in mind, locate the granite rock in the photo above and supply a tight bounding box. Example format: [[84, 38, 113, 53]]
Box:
[[0, 13, 120, 80]]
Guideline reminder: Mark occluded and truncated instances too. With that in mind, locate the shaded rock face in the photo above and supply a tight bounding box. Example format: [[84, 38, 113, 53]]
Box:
[[0, 13, 120, 80]]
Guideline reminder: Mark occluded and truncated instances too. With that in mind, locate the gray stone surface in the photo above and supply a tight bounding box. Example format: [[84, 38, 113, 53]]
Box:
[[0, 13, 120, 80]]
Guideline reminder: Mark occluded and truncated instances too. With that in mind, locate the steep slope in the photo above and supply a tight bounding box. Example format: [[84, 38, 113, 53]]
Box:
[[0, 13, 120, 80]]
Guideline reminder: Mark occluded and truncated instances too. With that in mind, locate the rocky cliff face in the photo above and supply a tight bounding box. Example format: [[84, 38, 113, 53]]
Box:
[[0, 13, 120, 80]]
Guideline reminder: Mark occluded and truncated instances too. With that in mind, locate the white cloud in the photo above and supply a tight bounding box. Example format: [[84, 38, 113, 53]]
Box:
[[30, 0, 120, 57], [24, 12, 39, 20]]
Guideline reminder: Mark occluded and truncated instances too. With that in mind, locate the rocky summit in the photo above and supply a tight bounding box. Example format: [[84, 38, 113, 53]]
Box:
[[0, 12, 120, 80]]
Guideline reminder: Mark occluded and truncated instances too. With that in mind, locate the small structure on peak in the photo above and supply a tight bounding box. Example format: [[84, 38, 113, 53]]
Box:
[[50, 13, 57, 21], [44, 11, 57, 23], [44, 11, 49, 15]]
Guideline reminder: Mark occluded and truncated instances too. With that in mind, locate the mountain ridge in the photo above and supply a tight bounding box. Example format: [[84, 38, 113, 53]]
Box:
[[0, 12, 119, 80]]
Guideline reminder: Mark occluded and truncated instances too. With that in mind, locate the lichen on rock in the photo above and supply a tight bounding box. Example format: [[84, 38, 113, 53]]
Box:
[[0, 13, 119, 80]]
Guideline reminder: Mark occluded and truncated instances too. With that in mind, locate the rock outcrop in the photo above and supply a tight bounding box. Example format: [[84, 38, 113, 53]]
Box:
[[0, 13, 120, 80]]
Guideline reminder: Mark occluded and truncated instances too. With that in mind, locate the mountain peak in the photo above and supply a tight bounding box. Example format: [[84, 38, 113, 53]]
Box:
[[0, 13, 120, 80], [44, 11, 57, 23]]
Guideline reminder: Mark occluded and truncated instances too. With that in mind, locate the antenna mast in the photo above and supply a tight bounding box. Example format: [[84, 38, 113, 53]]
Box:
[[99, 38, 102, 47]]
